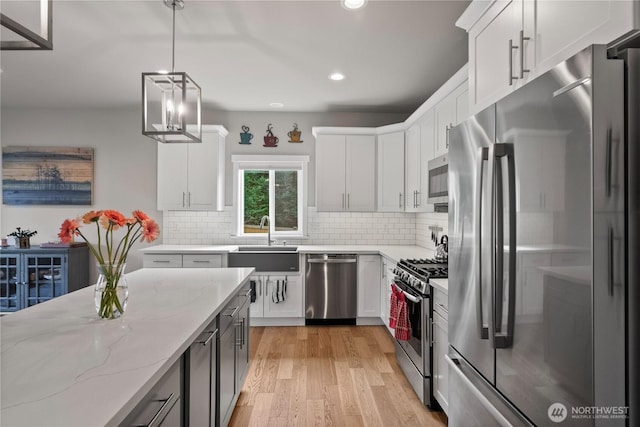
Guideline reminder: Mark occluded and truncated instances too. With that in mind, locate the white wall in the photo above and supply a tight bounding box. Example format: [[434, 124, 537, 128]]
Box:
[[1, 107, 161, 278]]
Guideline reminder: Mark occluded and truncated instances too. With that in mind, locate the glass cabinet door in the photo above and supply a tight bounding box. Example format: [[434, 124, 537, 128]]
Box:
[[0, 255, 20, 312], [24, 255, 66, 307]]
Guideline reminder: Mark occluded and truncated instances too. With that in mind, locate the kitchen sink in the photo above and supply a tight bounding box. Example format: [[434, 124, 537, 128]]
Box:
[[228, 246, 299, 272], [235, 246, 298, 252]]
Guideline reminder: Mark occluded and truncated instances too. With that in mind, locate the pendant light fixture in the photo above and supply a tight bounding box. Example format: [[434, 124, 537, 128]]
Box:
[[142, 0, 202, 143]]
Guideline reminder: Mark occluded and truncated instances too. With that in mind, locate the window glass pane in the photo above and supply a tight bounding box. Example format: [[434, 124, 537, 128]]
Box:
[[274, 171, 298, 231], [243, 170, 268, 234]]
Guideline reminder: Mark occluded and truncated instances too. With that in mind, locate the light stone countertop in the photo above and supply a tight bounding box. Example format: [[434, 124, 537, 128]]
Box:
[[140, 244, 434, 264], [0, 267, 254, 427], [430, 278, 448, 294]]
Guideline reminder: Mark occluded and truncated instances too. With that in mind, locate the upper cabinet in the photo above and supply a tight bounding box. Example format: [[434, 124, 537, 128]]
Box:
[[433, 82, 468, 157], [314, 129, 376, 212], [459, 0, 640, 114], [377, 130, 405, 212], [157, 125, 227, 211], [404, 124, 423, 212]]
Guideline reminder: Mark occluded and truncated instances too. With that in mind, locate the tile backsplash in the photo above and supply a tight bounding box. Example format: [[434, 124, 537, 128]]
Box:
[[162, 207, 418, 245], [416, 212, 449, 251]]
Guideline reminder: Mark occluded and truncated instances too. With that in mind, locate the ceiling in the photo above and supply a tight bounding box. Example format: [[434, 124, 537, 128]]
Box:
[[0, 0, 471, 115]]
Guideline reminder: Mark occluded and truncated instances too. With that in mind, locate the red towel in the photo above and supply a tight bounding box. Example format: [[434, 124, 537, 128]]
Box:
[[394, 292, 411, 341], [389, 284, 399, 329]]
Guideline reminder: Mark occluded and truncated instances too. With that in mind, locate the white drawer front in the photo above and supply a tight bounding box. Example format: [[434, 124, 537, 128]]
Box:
[[143, 254, 183, 268], [183, 254, 222, 268], [433, 288, 448, 319]]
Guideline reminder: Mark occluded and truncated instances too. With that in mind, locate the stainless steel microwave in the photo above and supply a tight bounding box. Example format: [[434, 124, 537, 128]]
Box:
[[427, 153, 448, 205]]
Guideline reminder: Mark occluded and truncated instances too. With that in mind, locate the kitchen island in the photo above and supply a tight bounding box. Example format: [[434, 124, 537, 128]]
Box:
[[0, 267, 254, 427]]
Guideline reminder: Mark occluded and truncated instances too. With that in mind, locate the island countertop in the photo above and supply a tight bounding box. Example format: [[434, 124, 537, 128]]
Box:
[[0, 267, 254, 427]]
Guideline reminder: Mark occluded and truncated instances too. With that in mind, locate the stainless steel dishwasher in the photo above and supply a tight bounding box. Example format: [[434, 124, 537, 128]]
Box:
[[305, 254, 357, 325]]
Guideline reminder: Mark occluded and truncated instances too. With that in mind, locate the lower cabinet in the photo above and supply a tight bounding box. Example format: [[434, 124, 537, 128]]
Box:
[[357, 255, 381, 318], [432, 287, 449, 415], [219, 284, 251, 427], [379, 257, 396, 334], [187, 319, 218, 427], [249, 274, 303, 319], [122, 357, 183, 426]]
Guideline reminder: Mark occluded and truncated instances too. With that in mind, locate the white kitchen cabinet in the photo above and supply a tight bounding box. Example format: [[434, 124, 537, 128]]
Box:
[[250, 274, 303, 319], [379, 257, 397, 334], [460, 0, 639, 114], [432, 291, 449, 415], [377, 131, 405, 212], [434, 81, 469, 157], [357, 255, 381, 318], [315, 130, 376, 212], [404, 124, 424, 212], [143, 253, 225, 268], [157, 125, 227, 211]]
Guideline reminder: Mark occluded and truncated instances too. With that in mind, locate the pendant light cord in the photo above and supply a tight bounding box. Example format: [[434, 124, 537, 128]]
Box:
[[171, 1, 176, 73]]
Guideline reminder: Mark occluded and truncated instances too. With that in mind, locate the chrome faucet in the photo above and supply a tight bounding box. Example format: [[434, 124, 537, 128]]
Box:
[[259, 215, 272, 246]]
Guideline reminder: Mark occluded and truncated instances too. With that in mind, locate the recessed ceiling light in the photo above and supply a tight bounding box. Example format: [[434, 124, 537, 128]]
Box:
[[342, 0, 367, 10], [269, 102, 284, 108], [329, 72, 345, 81]]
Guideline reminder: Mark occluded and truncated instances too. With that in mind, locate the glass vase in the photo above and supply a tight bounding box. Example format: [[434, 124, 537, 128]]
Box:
[[94, 263, 128, 319]]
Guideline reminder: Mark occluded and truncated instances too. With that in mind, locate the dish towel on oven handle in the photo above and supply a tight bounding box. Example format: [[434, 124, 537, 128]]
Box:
[[389, 284, 400, 329], [272, 276, 287, 303], [394, 291, 411, 341]]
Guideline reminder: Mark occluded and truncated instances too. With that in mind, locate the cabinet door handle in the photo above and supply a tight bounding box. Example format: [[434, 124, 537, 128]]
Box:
[[136, 392, 175, 427], [235, 319, 245, 348], [399, 192, 403, 209], [508, 39, 518, 86], [196, 329, 218, 346], [519, 30, 530, 78], [415, 191, 421, 207]]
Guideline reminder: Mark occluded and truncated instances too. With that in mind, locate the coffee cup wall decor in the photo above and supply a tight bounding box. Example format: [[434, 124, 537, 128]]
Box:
[[263, 124, 279, 147], [287, 123, 303, 143], [239, 125, 253, 144]]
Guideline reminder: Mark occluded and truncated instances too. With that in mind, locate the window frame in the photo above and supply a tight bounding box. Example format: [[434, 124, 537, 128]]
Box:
[[232, 155, 309, 239]]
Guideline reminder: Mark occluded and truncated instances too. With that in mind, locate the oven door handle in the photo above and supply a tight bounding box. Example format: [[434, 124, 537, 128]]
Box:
[[400, 289, 421, 303]]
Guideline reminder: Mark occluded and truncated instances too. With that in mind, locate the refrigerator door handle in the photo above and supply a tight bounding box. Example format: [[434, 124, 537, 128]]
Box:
[[486, 144, 497, 350], [475, 147, 489, 340], [493, 143, 517, 349]]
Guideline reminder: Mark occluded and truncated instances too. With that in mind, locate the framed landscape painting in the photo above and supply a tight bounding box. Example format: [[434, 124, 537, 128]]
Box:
[[2, 146, 93, 205]]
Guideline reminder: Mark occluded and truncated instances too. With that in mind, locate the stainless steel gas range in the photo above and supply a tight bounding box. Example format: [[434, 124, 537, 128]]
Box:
[[392, 258, 447, 408]]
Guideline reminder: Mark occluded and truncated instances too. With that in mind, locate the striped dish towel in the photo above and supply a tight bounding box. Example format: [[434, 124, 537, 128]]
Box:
[[394, 292, 411, 341], [389, 284, 400, 329]]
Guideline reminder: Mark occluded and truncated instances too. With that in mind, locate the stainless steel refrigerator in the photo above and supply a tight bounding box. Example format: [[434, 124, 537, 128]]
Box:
[[447, 44, 639, 426]]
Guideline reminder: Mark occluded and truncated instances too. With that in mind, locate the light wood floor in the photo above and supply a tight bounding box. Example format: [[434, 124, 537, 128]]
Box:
[[229, 325, 448, 427]]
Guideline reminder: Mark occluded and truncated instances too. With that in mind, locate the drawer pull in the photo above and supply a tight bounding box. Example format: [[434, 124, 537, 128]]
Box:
[[133, 392, 175, 427], [192, 260, 211, 264], [225, 305, 240, 318], [196, 329, 218, 346], [152, 260, 171, 264]]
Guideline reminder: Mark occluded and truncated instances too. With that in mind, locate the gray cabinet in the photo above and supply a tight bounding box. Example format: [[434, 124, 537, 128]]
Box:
[[187, 319, 218, 427], [121, 357, 183, 427], [0, 246, 89, 313], [218, 283, 251, 427]]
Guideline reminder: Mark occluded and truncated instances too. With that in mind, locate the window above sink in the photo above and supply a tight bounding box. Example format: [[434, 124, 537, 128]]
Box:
[[232, 155, 309, 240]]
